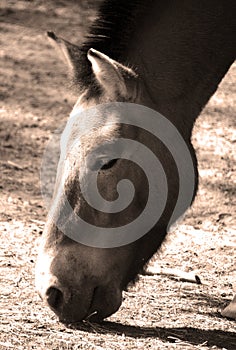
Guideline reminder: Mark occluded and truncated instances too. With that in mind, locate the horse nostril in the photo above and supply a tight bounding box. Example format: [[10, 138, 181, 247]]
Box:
[[46, 287, 63, 311]]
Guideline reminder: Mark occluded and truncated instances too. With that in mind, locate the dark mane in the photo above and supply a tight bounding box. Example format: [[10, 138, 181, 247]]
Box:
[[73, 0, 149, 89], [82, 0, 147, 61]]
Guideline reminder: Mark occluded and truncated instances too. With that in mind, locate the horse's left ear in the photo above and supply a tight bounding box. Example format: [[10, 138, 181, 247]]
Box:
[[87, 48, 137, 97], [47, 31, 81, 73]]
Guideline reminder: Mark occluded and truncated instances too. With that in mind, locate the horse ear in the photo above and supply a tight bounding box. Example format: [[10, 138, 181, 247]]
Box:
[[87, 48, 137, 97], [47, 31, 81, 73]]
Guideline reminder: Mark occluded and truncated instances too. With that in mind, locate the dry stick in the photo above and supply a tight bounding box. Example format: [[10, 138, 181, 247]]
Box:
[[7, 160, 24, 169], [0, 160, 24, 170], [30, 219, 45, 226], [144, 266, 202, 284]]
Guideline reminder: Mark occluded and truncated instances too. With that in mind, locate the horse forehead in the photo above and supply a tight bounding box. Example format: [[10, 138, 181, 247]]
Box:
[[62, 107, 121, 154]]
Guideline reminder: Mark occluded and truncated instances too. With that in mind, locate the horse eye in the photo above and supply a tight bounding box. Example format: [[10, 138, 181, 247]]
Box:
[[91, 158, 118, 171], [101, 158, 118, 170]]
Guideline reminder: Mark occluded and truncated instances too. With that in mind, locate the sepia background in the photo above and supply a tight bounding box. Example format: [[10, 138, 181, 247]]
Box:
[[0, 1, 235, 349]]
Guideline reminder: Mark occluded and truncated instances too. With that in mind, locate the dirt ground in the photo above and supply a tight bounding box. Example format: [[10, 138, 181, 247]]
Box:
[[0, 1, 235, 349]]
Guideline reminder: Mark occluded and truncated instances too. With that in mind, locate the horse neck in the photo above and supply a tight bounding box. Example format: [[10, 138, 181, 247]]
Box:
[[81, 1, 235, 138], [125, 1, 235, 138]]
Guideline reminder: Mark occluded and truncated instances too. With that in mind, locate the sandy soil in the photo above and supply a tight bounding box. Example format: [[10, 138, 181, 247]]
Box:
[[0, 1, 235, 349]]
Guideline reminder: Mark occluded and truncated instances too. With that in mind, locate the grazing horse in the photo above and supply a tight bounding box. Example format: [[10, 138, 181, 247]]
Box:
[[36, 0, 236, 322]]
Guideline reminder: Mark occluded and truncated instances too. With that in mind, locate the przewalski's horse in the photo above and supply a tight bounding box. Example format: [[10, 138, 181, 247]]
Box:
[[36, 0, 236, 322]]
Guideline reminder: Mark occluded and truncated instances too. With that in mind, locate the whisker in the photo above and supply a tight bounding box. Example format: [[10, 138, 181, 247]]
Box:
[[85, 310, 98, 320]]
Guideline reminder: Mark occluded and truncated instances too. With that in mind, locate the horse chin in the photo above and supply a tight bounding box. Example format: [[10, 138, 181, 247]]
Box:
[[85, 285, 123, 323]]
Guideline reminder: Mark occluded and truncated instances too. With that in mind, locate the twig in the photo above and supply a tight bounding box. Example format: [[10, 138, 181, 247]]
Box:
[[30, 219, 45, 226], [144, 266, 202, 284], [0, 160, 24, 170]]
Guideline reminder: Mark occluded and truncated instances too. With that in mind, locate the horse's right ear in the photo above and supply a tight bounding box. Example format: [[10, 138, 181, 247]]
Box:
[[47, 31, 81, 73]]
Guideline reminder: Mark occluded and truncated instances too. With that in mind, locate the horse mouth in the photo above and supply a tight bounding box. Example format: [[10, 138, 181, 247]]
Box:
[[84, 287, 101, 322], [84, 286, 122, 323], [59, 285, 122, 324]]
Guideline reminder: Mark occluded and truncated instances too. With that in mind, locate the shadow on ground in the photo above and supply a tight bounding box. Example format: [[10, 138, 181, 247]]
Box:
[[68, 321, 236, 349]]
